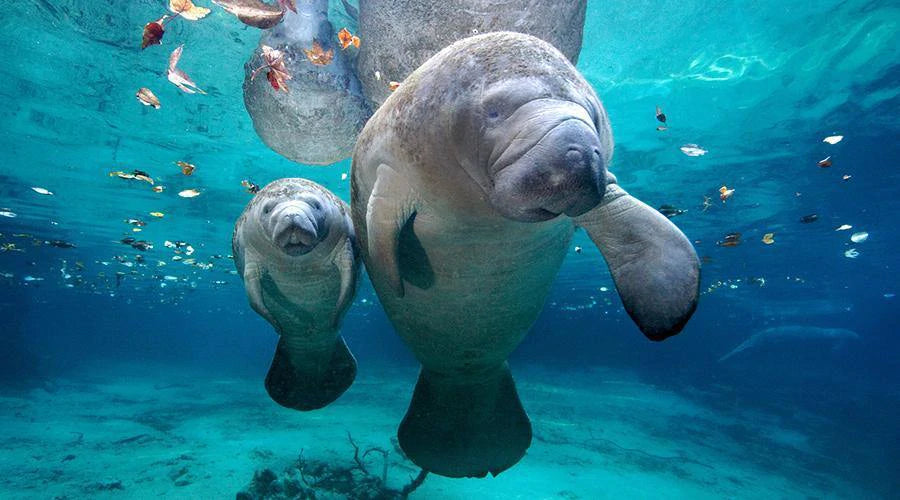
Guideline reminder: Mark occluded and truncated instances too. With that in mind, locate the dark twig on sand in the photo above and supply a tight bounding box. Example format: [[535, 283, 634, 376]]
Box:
[[399, 469, 429, 498]]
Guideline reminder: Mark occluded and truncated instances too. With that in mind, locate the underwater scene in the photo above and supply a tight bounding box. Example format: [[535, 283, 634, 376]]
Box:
[[1, 0, 898, 498]]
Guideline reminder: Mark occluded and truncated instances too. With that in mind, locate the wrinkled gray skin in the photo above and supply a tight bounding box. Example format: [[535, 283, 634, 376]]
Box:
[[243, 0, 371, 165], [357, 0, 586, 107], [233, 178, 360, 411], [351, 33, 700, 478], [719, 326, 859, 362]]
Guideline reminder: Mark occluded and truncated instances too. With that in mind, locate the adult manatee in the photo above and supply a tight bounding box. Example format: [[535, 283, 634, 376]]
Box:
[[233, 178, 360, 410], [243, 1, 370, 165], [718, 325, 859, 362], [357, 0, 586, 107], [351, 32, 700, 478]]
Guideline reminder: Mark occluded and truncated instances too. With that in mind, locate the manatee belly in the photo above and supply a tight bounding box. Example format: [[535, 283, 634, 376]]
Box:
[[380, 211, 573, 373], [261, 265, 342, 346]]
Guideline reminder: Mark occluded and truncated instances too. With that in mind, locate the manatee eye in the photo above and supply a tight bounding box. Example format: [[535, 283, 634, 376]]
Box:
[[262, 201, 276, 215], [487, 110, 499, 119], [309, 199, 322, 211]]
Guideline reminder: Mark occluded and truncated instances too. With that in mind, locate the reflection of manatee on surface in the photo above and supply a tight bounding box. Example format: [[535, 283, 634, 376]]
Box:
[[356, 0, 586, 107], [243, 0, 371, 165], [233, 178, 360, 410], [718, 326, 860, 362], [351, 32, 699, 478]]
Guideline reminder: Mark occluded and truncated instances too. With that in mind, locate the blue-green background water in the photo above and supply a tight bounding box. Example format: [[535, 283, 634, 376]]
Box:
[[1, 0, 898, 497]]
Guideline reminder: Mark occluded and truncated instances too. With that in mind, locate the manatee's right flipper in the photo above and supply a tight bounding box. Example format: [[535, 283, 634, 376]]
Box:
[[397, 363, 532, 478], [265, 336, 357, 411], [574, 173, 700, 341], [243, 261, 282, 334], [365, 163, 416, 297]]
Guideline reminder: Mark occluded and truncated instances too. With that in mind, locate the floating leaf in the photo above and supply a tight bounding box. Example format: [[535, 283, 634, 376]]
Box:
[[655, 105, 666, 123], [337, 27, 360, 50], [153, 186, 165, 193], [178, 189, 201, 198], [388, 81, 401, 91], [251, 45, 291, 92], [150, 212, 165, 218], [717, 233, 742, 247], [818, 156, 832, 168], [167, 45, 206, 94], [176, 161, 196, 175], [141, 16, 168, 49], [680, 144, 707, 156], [842, 174, 852, 181], [169, 0, 211, 20], [241, 180, 260, 194], [844, 248, 859, 259], [31, 187, 53, 195], [212, 0, 285, 29], [800, 214, 818, 223], [761, 233, 775, 245], [718, 185, 734, 202], [304, 40, 334, 66], [835, 224, 852, 231], [0, 210, 16, 218], [136, 87, 161, 109], [850, 231, 868, 243], [823, 135, 843, 145]]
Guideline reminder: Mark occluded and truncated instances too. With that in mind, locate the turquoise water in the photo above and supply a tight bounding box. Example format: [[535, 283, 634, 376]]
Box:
[[1, 0, 898, 498]]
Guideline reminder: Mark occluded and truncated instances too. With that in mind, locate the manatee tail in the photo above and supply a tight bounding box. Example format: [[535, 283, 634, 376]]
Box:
[[397, 363, 532, 478], [265, 336, 356, 411]]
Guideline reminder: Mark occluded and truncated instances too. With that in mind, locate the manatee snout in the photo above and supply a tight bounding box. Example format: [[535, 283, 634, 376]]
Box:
[[492, 118, 606, 222], [269, 200, 328, 255]]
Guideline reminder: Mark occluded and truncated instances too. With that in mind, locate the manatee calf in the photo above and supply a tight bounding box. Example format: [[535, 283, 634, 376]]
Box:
[[357, 0, 586, 107], [243, 1, 370, 165], [351, 32, 700, 478], [718, 326, 859, 362], [233, 178, 359, 410]]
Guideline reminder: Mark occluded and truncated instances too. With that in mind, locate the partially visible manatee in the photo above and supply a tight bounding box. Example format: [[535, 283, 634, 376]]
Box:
[[233, 178, 360, 410], [357, 0, 586, 107], [718, 326, 860, 362], [243, 0, 371, 165]]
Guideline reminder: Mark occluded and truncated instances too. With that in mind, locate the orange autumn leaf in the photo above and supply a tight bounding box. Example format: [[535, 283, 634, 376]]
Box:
[[169, 0, 211, 20], [388, 81, 401, 91], [337, 28, 360, 50], [304, 40, 334, 66], [719, 185, 734, 202], [176, 161, 196, 175], [141, 15, 169, 49]]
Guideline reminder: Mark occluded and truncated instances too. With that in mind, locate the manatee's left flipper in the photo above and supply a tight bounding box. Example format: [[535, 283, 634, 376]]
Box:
[[331, 234, 359, 328], [574, 173, 700, 340], [365, 163, 417, 297]]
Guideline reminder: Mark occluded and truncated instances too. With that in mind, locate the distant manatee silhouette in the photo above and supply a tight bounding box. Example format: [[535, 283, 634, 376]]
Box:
[[718, 326, 859, 362]]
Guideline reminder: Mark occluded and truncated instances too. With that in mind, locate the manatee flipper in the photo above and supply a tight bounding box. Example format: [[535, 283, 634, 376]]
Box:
[[331, 236, 358, 328], [398, 363, 532, 478], [574, 173, 700, 341], [365, 164, 416, 297], [265, 336, 357, 411], [243, 262, 283, 334]]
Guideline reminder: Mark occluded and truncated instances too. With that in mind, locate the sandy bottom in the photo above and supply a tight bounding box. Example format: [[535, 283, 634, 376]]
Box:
[[0, 362, 878, 499]]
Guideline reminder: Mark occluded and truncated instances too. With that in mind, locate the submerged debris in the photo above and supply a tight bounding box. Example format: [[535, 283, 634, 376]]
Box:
[[31, 187, 53, 196], [655, 105, 666, 124], [761, 233, 775, 245], [657, 204, 686, 218], [178, 189, 201, 198], [177, 161, 196, 176], [844, 248, 859, 259], [680, 144, 707, 157], [800, 214, 818, 223], [337, 28, 361, 50], [850, 231, 868, 243], [823, 135, 844, 145], [168, 45, 206, 94], [241, 180, 260, 194], [304, 40, 334, 66], [717, 232, 742, 247], [818, 156, 832, 168], [719, 185, 734, 202], [136, 87, 161, 109]]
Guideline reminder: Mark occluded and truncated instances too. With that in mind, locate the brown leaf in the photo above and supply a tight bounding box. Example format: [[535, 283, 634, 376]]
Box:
[[337, 27, 360, 50], [251, 45, 292, 92], [167, 45, 206, 94], [304, 40, 334, 66], [388, 81, 401, 91], [141, 16, 168, 49], [169, 0, 211, 20], [212, 0, 285, 29], [818, 156, 832, 168], [136, 88, 161, 109], [176, 161, 196, 175]]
